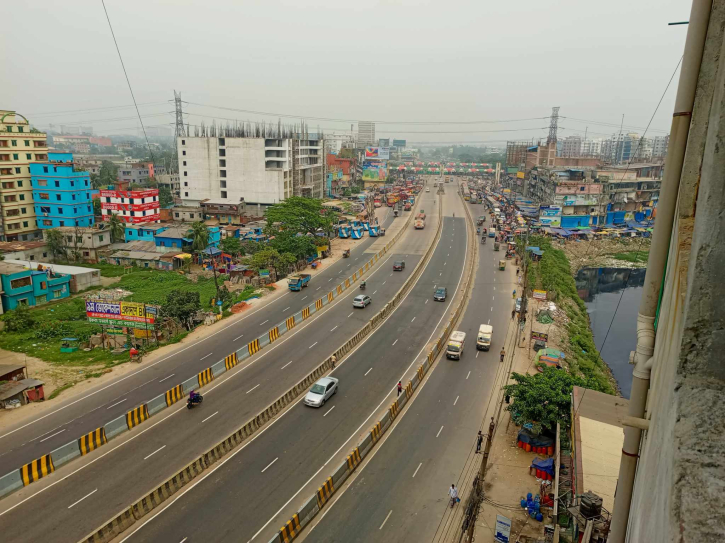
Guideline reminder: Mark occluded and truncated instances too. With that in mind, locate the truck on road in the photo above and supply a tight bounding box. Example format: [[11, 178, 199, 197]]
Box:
[[447, 331, 466, 360], [415, 218, 425, 229], [476, 324, 493, 351], [288, 274, 311, 291]]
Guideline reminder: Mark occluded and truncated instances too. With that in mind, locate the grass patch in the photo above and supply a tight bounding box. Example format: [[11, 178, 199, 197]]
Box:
[[48, 382, 75, 400], [523, 236, 615, 394], [610, 250, 649, 264], [66, 262, 159, 278]]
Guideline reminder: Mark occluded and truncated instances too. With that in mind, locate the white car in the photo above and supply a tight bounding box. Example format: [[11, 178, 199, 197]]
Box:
[[426, 188, 430, 192], [304, 377, 339, 407], [353, 294, 372, 308]]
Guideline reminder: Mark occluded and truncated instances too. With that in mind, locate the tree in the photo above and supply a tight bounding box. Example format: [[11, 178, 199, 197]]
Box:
[[90, 173, 102, 189], [503, 366, 588, 434], [108, 214, 125, 244], [45, 229, 66, 261], [250, 247, 281, 273], [158, 184, 173, 208], [93, 198, 101, 217], [190, 221, 210, 253], [162, 290, 201, 330], [219, 236, 242, 257], [264, 197, 336, 238], [269, 232, 317, 260], [3, 304, 35, 331], [99, 161, 118, 187]]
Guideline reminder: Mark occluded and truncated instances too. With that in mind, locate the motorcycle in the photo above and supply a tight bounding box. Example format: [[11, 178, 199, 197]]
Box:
[[187, 393, 204, 409], [360, 282, 366, 291]]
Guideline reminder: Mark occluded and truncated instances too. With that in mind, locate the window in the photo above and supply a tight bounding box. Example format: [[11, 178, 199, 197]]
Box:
[[3, 195, 16, 202], [40, 206, 50, 213], [19, 194, 24, 201], [98, 235, 104, 242], [39, 281, 47, 289], [26, 154, 31, 160], [181, 139, 185, 145], [72, 194, 76, 200], [43, 166, 48, 173], [184, 182, 188, 187], [182, 150, 186, 156], [83, 251, 89, 257], [29, 255, 35, 261], [6, 126, 11, 132], [184, 192, 188, 197], [18, 127, 23, 133], [55, 180, 60, 187], [59, 220, 64, 226], [220, 170, 226, 177], [17, 180, 22, 187], [220, 180, 227, 188], [13, 154, 19, 160], [221, 191, 227, 198], [174, 212, 180, 218], [183, 171, 187, 176], [219, 149, 226, 157], [219, 138, 225, 146], [11, 140, 17, 146], [183, 161, 186, 166], [56, 194, 61, 201], [10, 276, 31, 289], [24, 140, 29, 146], [1, 182, 14, 189], [189, 213, 194, 219], [53, 290, 62, 299], [20, 207, 26, 214], [219, 159, 226, 167], [42, 220, 52, 226], [14, 168, 21, 174], [42, 252, 48, 258], [22, 221, 28, 227]]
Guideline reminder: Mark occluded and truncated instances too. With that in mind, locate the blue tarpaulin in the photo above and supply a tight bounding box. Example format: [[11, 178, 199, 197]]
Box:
[[531, 457, 555, 477], [517, 428, 554, 448]]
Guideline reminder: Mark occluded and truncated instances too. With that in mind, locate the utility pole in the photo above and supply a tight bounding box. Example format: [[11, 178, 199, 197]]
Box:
[[461, 417, 496, 542]]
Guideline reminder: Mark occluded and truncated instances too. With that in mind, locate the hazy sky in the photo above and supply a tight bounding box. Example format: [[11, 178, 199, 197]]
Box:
[[3, 0, 689, 145]]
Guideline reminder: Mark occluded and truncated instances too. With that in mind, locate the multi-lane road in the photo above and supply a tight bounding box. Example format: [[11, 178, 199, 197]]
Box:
[[0, 185, 450, 542]]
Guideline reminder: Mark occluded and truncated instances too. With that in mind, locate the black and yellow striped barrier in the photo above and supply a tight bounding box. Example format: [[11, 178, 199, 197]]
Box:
[[345, 278, 350, 288], [225, 352, 238, 370], [286, 316, 296, 330], [198, 368, 213, 388], [126, 404, 149, 430], [417, 365, 425, 381], [359, 268, 363, 276], [365, 262, 369, 271], [315, 299, 323, 310], [327, 292, 334, 303], [165, 384, 183, 406], [248, 338, 260, 356], [302, 307, 310, 319], [336, 285, 343, 295], [405, 382, 413, 398], [269, 327, 280, 343], [370, 421, 382, 443], [21, 455, 54, 486], [316, 477, 335, 508], [389, 402, 400, 421], [352, 273, 357, 281], [279, 514, 301, 543], [346, 448, 361, 471], [79, 427, 107, 456]]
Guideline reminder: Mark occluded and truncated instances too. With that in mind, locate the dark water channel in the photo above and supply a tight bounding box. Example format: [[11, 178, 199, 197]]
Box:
[[575, 268, 647, 399]]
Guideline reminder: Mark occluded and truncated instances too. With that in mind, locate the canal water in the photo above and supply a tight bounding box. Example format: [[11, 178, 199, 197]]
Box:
[[575, 268, 647, 399]]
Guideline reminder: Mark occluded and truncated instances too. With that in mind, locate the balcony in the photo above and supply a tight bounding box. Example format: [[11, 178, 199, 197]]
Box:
[[34, 141, 47, 148]]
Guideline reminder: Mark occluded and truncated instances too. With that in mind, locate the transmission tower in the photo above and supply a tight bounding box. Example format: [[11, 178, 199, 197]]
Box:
[[547, 106, 560, 145], [171, 90, 186, 175]]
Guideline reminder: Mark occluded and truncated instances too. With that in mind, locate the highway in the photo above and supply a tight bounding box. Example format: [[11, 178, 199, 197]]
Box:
[[302, 200, 518, 543], [0, 188, 444, 543], [0, 206, 399, 474], [104, 187, 469, 543]]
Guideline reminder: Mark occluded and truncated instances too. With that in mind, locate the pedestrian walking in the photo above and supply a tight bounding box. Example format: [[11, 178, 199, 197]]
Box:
[[516, 268, 520, 276], [476, 430, 484, 453], [331, 354, 337, 368], [397, 381, 403, 397], [512, 289, 517, 299], [500, 348, 505, 363], [511, 309, 516, 320]]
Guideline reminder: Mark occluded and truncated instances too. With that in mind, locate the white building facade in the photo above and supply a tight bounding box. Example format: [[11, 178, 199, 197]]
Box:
[[357, 121, 375, 147], [178, 135, 324, 206]]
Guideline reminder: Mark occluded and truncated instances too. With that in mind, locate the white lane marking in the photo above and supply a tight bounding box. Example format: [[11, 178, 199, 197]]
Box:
[[67, 488, 97, 509], [447, 254, 449, 257], [411, 317, 416, 322], [412, 463, 423, 478], [436, 426, 444, 438], [323, 406, 336, 417], [493, 286, 496, 291], [280, 361, 293, 370], [316, 287, 321, 291], [309, 342, 318, 349], [201, 411, 219, 423], [491, 306, 494, 311], [261, 457, 279, 473], [179, 539, 187, 543], [488, 319, 491, 324], [492, 296, 494, 301], [477, 351, 480, 359], [330, 326, 338, 332], [106, 399, 126, 410], [31, 426, 63, 442], [200, 353, 212, 361], [328, 278, 332, 282], [380, 510, 393, 530], [301, 296, 308, 301], [389, 273, 393, 276], [454, 395, 459, 406], [425, 299, 429, 304], [259, 320, 269, 326], [439, 272, 442, 276], [158, 374, 176, 383], [373, 290, 378, 295], [39, 429, 65, 443], [364, 368, 373, 376], [282, 307, 290, 312], [348, 312, 354, 318], [392, 339, 398, 346], [246, 384, 260, 394], [444, 262, 447, 266], [382, 281, 386, 285], [143, 445, 166, 460], [466, 371, 471, 380]]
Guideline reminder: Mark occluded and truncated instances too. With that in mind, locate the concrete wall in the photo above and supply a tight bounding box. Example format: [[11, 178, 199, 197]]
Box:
[[626, 4, 725, 541]]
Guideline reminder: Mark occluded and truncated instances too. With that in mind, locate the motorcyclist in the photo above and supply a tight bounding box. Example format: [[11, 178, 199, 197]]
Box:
[[360, 280, 366, 290], [189, 390, 200, 403]]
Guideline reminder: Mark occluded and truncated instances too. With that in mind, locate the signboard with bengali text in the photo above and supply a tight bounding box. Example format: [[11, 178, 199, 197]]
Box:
[[531, 330, 549, 342], [85, 301, 159, 329], [362, 161, 388, 182], [495, 515, 512, 543], [364, 147, 390, 160], [533, 289, 547, 300]]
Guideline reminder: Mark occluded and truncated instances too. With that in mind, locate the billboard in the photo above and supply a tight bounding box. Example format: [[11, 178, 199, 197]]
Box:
[[539, 205, 562, 227], [362, 161, 388, 182], [365, 147, 390, 160], [392, 139, 406, 148], [378, 138, 390, 147], [86, 300, 158, 329]]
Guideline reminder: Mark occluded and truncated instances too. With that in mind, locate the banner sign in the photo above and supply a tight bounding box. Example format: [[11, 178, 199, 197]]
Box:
[[495, 515, 512, 543], [533, 289, 547, 300], [362, 161, 388, 182], [86, 301, 158, 327], [516, 171, 525, 179], [100, 189, 158, 199], [531, 331, 549, 342], [364, 147, 390, 160]]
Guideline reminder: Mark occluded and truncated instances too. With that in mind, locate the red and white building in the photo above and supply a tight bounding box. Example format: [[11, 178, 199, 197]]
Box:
[[100, 189, 160, 224]]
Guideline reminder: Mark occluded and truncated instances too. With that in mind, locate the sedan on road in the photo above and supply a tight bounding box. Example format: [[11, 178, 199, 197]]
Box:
[[515, 297, 522, 312], [353, 294, 372, 308], [434, 287, 447, 301], [393, 261, 405, 271], [304, 377, 339, 407]]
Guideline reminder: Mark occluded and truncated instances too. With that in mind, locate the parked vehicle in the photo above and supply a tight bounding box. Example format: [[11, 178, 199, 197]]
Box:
[[353, 294, 372, 308], [447, 331, 466, 360], [304, 377, 338, 407], [476, 324, 493, 351], [515, 297, 522, 312], [434, 287, 447, 301], [393, 261, 406, 271], [288, 274, 311, 291]]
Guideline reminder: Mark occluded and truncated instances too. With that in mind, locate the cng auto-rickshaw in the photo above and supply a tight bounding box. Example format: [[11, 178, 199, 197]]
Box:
[[499, 260, 506, 271]]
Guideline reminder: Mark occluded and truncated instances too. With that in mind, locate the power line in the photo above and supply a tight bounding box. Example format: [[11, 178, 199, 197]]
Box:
[[560, 116, 670, 134], [100, 0, 154, 160], [25, 101, 168, 119]]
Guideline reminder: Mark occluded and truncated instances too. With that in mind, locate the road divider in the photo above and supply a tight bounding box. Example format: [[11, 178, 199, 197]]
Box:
[[76, 195, 432, 542]]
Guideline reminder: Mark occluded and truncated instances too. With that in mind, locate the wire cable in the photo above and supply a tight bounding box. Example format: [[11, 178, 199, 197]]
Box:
[[100, 0, 154, 160]]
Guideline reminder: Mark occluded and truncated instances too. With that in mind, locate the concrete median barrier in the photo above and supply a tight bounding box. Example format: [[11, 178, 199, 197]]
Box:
[[125, 404, 149, 430], [147, 393, 167, 416], [79, 427, 107, 456], [21, 454, 54, 486], [210, 359, 226, 379], [50, 440, 81, 468], [181, 375, 197, 395], [163, 384, 183, 407], [0, 469, 23, 499], [297, 493, 320, 529], [104, 414, 128, 441]]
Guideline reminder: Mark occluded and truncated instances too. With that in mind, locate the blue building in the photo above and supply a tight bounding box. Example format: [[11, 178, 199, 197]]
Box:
[[154, 227, 193, 251], [30, 152, 95, 229], [124, 223, 168, 243], [0, 262, 71, 311]]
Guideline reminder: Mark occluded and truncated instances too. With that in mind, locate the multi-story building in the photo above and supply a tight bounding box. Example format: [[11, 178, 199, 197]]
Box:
[[156, 172, 180, 196], [31, 152, 95, 229], [652, 135, 669, 158], [118, 162, 154, 185], [178, 134, 324, 206], [581, 138, 603, 157], [559, 136, 582, 157], [42, 225, 112, 262], [357, 122, 375, 147], [0, 261, 71, 311], [0, 110, 48, 242], [100, 188, 160, 224]]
